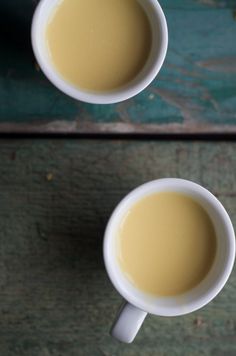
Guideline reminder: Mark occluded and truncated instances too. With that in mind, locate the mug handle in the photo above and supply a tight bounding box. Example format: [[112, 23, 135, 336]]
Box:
[[111, 302, 147, 343]]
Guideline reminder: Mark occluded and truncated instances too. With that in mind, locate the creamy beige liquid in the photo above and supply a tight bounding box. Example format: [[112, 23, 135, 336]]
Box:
[[46, 0, 152, 91], [117, 192, 217, 296]]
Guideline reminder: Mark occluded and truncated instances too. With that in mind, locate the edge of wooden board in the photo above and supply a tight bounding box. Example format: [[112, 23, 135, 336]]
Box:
[[0, 121, 235, 135]]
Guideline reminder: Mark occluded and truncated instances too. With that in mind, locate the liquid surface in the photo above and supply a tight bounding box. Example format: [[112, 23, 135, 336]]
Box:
[[117, 192, 217, 296], [46, 0, 152, 91]]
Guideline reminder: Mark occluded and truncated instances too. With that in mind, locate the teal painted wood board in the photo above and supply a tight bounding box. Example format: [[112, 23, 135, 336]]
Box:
[[0, 0, 236, 134]]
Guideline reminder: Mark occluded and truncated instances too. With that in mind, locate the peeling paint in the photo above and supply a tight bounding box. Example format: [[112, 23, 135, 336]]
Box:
[[198, 0, 229, 8], [152, 88, 203, 124], [197, 57, 236, 73], [116, 101, 132, 123]]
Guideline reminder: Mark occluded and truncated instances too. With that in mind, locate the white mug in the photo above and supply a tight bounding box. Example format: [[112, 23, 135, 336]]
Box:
[[31, 0, 168, 104], [103, 178, 235, 343]]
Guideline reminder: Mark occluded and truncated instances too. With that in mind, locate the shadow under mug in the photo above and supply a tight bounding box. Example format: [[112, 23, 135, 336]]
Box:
[[103, 178, 235, 343], [31, 0, 168, 104]]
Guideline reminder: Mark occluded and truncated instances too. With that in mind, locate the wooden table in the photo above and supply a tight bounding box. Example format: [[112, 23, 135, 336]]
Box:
[[0, 0, 236, 135], [0, 1, 236, 355], [0, 140, 235, 356]]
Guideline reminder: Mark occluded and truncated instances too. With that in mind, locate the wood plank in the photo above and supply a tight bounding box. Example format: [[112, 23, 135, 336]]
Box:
[[0, 0, 236, 135], [0, 139, 235, 355]]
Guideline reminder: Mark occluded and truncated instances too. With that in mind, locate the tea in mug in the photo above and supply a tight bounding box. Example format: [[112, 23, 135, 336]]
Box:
[[117, 192, 217, 296], [46, 0, 152, 91]]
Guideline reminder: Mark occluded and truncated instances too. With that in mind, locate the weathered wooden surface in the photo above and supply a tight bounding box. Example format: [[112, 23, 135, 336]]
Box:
[[0, 139, 235, 355], [0, 0, 236, 134]]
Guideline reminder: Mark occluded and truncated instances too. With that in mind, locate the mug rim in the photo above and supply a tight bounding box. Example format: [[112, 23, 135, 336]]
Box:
[[103, 178, 235, 316], [31, 0, 168, 104]]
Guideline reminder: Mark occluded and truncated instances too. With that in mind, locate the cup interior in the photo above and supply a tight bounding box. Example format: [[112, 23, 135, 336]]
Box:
[[31, 0, 168, 104], [103, 179, 235, 316]]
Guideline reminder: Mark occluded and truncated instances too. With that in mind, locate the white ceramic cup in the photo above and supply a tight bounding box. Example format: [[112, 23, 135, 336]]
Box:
[[103, 178, 235, 343], [31, 0, 168, 104]]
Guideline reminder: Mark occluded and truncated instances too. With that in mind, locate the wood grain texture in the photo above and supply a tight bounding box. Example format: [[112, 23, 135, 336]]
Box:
[[0, 0, 236, 134], [0, 139, 235, 355]]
